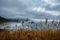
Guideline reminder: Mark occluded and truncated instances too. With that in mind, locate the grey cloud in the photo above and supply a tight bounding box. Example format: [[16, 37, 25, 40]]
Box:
[[45, 5, 60, 11], [0, 0, 60, 19], [0, 0, 33, 18]]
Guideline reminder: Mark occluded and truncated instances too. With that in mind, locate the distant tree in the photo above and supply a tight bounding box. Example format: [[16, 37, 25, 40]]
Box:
[[45, 18, 48, 25], [52, 20, 57, 27], [22, 21, 24, 26], [16, 24, 17, 27], [58, 21, 60, 26], [52, 20, 54, 24], [25, 18, 29, 21]]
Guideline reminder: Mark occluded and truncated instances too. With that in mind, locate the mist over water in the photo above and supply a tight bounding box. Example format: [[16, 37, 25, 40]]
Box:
[[0, 19, 60, 31]]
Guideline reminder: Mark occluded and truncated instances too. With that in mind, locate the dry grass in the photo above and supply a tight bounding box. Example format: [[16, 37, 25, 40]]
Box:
[[0, 29, 60, 40]]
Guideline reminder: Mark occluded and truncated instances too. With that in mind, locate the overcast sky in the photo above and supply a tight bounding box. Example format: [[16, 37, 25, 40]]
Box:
[[0, 0, 60, 19]]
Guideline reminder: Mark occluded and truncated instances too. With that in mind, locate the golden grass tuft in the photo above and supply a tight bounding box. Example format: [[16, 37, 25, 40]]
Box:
[[0, 29, 60, 40]]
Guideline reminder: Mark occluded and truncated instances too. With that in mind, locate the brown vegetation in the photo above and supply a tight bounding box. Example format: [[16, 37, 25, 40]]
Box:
[[0, 29, 60, 40]]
